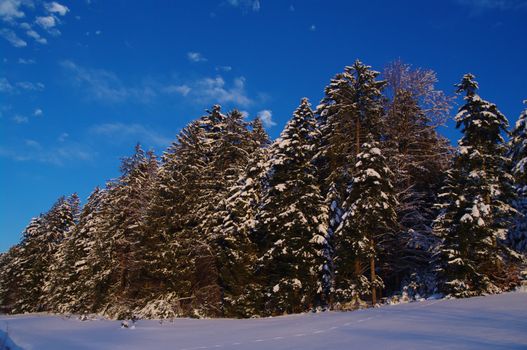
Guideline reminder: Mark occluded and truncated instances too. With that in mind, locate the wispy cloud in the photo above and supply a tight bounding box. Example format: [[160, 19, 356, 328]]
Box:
[[0, 77, 14, 92], [309, 24, 316, 31], [12, 114, 28, 123], [215, 65, 232, 72], [0, 77, 45, 93], [455, 0, 527, 12], [226, 0, 261, 12], [58, 132, 68, 142], [33, 108, 43, 116], [0, 0, 69, 47], [0, 0, 25, 22], [62, 61, 260, 108], [35, 14, 61, 36], [18, 57, 35, 64], [90, 123, 172, 147], [25, 28, 47, 44], [0, 139, 93, 165], [162, 84, 191, 96], [194, 76, 252, 107], [0, 28, 27, 47], [16, 81, 45, 91], [187, 51, 207, 62], [257, 109, 276, 128], [45, 1, 69, 16], [35, 15, 56, 29], [61, 60, 156, 103]]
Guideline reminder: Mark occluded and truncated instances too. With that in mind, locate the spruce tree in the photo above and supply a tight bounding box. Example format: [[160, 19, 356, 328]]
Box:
[[43, 194, 82, 312], [100, 145, 158, 318], [146, 106, 264, 317], [60, 187, 108, 314], [316, 60, 386, 301], [0, 244, 24, 312], [508, 102, 527, 252], [11, 195, 78, 313], [257, 98, 329, 315], [334, 138, 397, 307], [212, 147, 269, 317], [434, 74, 517, 297]]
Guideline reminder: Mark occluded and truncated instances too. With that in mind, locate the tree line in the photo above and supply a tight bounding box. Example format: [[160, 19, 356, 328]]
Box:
[[1, 60, 526, 319]]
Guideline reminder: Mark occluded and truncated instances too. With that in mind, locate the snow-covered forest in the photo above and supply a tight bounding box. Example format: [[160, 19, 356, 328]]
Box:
[[1, 60, 526, 320]]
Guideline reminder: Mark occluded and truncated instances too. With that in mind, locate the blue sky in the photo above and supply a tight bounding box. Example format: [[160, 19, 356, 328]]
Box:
[[1, 0, 526, 252]]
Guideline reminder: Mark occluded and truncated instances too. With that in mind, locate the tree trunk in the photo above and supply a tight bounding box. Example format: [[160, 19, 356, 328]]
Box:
[[354, 116, 363, 280], [370, 247, 377, 306]]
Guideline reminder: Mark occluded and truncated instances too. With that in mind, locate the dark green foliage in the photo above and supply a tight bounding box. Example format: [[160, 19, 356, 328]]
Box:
[[434, 74, 518, 297]]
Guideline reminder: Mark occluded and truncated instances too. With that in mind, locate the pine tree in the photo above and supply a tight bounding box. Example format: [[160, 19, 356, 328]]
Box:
[[316, 60, 387, 301], [101, 145, 158, 318], [334, 138, 397, 307], [508, 102, 527, 252], [212, 147, 269, 317], [317, 60, 386, 189], [10, 195, 78, 313], [256, 98, 329, 315], [43, 194, 81, 312], [146, 106, 264, 317], [8, 216, 46, 313], [59, 187, 108, 313], [433, 74, 517, 297], [0, 244, 23, 313]]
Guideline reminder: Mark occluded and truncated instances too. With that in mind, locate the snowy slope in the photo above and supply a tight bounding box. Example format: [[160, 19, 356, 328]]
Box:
[[1, 292, 526, 350]]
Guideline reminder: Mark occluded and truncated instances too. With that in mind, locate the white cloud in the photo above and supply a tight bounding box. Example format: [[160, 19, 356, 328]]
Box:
[[0, 141, 93, 165], [194, 76, 252, 107], [33, 108, 43, 116], [95, 30, 101, 35], [61, 60, 156, 103], [187, 51, 207, 62], [162, 84, 191, 96], [35, 15, 56, 29], [309, 24, 316, 31], [26, 29, 47, 44], [227, 0, 261, 12], [0, 78, 44, 93], [455, 0, 527, 11], [90, 123, 172, 147], [1, 0, 68, 47], [12, 114, 28, 123], [61, 61, 259, 108], [18, 57, 35, 64], [257, 109, 276, 128], [0, 0, 25, 22], [45, 2, 69, 16], [0, 28, 27, 47], [25, 139, 40, 147], [216, 65, 232, 72], [16, 81, 45, 91], [0, 77, 14, 92], [58, 132, 68, 142]]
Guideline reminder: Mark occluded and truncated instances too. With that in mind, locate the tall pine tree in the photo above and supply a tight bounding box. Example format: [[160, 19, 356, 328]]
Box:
[[334, 138, 397, 307], [434, 74, 517, 297], [508, 102, 527, 252], [257, 98, 329, 315]]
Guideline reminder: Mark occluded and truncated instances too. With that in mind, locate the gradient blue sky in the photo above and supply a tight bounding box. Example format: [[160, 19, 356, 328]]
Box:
[[1, 0, 526, 252]]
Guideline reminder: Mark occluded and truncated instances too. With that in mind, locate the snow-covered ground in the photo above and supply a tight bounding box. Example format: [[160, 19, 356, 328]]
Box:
[[1, 292, 526, 350]]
